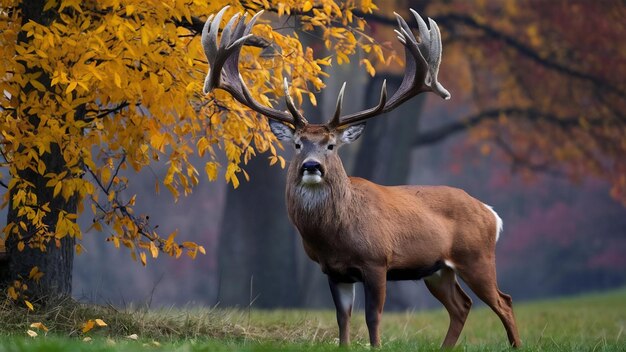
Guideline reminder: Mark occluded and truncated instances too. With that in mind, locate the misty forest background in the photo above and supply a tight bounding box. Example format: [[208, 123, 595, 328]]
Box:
[[3, 0, 625, 311]]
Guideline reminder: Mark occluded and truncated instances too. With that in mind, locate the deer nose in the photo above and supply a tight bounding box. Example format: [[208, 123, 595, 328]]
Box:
[[301, 161, 323, 175]]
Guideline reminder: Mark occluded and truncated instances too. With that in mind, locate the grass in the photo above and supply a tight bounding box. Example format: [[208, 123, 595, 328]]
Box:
[[0, 288, 624, 351]]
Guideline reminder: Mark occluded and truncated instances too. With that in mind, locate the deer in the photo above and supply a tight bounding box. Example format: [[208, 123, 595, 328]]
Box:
[[201, 6, 521, 349]]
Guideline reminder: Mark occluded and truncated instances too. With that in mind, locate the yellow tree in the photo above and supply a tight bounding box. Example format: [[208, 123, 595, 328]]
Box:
[[0, 0, 386, 303]]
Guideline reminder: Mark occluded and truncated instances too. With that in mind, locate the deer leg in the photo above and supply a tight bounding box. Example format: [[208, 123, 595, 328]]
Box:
[[457, 260, 522, 347], [425, 266, 473, 348], [328, 278, 355, 346], [362, 268, 387, 347]]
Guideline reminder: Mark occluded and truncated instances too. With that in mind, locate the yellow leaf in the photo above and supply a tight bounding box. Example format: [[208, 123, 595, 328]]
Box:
[[53, 182, 62, 198], [101, 167, 111, 185], [140, 252, 147, 266], [205, 162, 218, 181], [114, 72, 121, 88], [302, 1, 313, 12], [165, 231, 177, 247], [30, 79, 46, 91], [24, 300, 34, 311], [360, 58, 376, 77], [43, 0, 56, 11], [82, 320, 95, 333], [149, 242, 158, 259], [94, 319, 107, 327], [182, 241, 196, 249], [17, 241, 25, 252], [30, 322, 48, 332], [66, 81, 78, 94], [27, 329, 38, 338], [308, 92, 317, 106], [28, 266, 39, 279], [8, 287, 18, 300], [37, 160, 46, 174]]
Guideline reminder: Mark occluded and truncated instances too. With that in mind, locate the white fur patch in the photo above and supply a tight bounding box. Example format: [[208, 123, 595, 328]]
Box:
[[301, 170, 323, 184], [430, 260, 456, 279], [483, 203, 503, 242], [337, 282, 355, 311]]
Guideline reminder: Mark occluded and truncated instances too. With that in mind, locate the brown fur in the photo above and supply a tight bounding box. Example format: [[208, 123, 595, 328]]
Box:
[[282, 124, 521, 348]]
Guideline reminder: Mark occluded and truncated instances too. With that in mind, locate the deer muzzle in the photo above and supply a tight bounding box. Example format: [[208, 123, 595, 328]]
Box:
[[301, 160, 324, 184]]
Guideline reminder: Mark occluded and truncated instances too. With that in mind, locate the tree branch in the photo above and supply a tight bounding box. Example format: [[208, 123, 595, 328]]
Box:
[[413, 107, 603, 147], [493, 135, 565, 178], [354, 10, 624, 99]]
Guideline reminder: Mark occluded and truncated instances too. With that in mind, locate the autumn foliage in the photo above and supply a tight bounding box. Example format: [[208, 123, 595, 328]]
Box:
[[0, 0, 389, 301]]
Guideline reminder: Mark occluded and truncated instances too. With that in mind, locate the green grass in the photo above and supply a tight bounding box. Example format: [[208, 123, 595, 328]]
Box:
[[0, 288, 624, 351]]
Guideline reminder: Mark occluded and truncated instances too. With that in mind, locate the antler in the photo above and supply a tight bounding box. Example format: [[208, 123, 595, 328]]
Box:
[[202, 6, 307, 127], [330, 9, 450, 129]]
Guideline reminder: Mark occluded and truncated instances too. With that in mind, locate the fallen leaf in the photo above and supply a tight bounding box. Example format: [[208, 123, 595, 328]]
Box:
[[27, 329, 37, 338], [94, 318, 107, 327], [29, 322, 48, 332], [126, 333, 138, 340], [83, 337, 92, 342], [82, 319, 95, 333]]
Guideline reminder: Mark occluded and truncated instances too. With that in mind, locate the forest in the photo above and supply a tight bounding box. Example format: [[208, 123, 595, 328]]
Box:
[[0, 0, 624, 318]]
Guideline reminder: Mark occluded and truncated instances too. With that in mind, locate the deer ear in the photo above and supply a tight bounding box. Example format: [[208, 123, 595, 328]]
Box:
[[339, 123, 366, 144], [269, 120, 295, 141]]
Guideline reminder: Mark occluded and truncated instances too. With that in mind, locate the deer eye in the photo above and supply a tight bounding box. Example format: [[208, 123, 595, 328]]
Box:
[[295, 143, 301, 149], [327, 144, 335, 151]]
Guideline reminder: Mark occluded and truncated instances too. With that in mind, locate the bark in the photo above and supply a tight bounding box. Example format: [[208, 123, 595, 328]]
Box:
[[0, 252, 8, 287], [353, 75, 425, 185], [217, 154, 299, 308]]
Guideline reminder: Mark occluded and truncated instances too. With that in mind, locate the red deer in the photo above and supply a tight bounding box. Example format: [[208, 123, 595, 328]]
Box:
[[201, 6, 521, 348]]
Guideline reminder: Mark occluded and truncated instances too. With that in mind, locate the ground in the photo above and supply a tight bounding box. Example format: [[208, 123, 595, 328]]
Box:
[[0, 288, 624, 351]]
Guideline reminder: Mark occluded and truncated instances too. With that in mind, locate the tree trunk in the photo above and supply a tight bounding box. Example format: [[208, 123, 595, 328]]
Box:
[[217, 153, 299, 308], [352, 75, 425, 185], [2, 145, 77, 300], [0, 1, 76, 301]]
